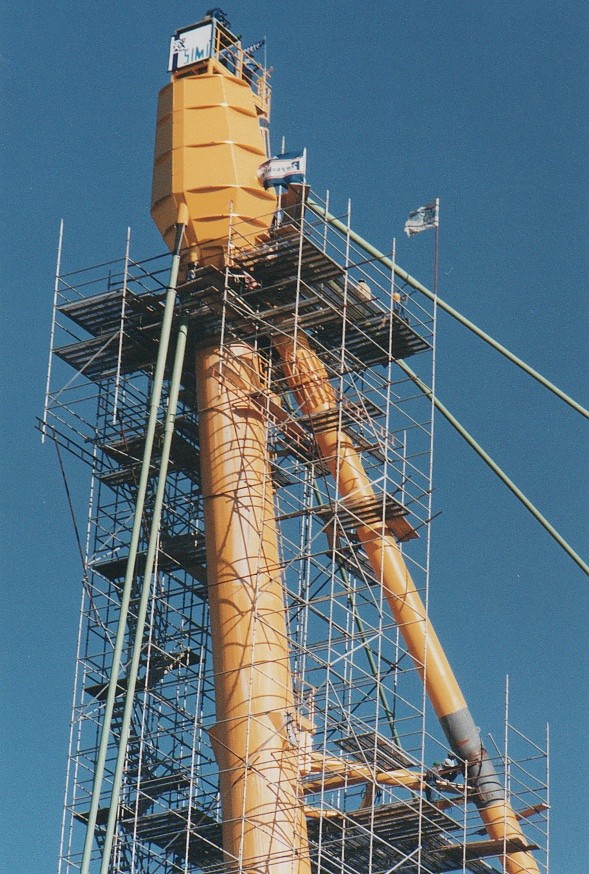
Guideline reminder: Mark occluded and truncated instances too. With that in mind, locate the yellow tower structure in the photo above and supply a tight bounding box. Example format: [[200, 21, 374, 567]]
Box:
[[152, 12, 308, 873], [145, 10, 542, 874], [44, 10, 550, 874]]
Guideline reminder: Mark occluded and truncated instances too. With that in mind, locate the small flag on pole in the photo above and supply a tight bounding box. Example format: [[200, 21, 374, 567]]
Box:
[[404, 199, 439, 237], [243, 37, 266, 55], [257, 151, 306, 193]]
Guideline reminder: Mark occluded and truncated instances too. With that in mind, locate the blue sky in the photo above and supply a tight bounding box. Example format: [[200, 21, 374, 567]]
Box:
[[1, 2, 587, 871]]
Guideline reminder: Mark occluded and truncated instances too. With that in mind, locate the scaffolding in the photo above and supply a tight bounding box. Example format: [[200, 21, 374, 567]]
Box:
[[43, 191, 549, 874]]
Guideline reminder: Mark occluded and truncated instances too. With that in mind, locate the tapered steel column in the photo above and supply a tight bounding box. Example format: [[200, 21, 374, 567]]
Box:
[[195, 340, 311, 874], [274, 330, 539, 874]]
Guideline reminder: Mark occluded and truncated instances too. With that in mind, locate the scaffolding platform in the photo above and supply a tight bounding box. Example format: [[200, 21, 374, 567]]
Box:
[[315, 494, 417, 542], [306, 799, 503, 874], [233, 233, 430, 365], [99, 419, 201, 487], [74, 804, 223, 870], [55, 232, 429, 389], [337, 731, 414, 770], [85, 648, 201, 701], [122, 806, 223, 868], [74, 797, 513, 874], [93, 532, 208, 588]]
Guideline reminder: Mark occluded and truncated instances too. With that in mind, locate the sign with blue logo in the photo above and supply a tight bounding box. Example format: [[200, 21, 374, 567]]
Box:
[[168, 23, 213, 72]]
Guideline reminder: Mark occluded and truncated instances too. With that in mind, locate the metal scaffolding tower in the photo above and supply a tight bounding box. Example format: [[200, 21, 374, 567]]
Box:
[[43, 192, 548, 873]]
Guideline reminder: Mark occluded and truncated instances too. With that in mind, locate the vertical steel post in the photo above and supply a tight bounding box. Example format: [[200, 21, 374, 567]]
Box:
[[112, 226, 131, 423], [42, 219, 64, 442], [80, 205, 188, 874]]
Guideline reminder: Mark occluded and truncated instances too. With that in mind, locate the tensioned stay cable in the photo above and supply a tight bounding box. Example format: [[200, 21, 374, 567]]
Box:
[[308, 200, 588, 421], [397, 359, 588, 576]]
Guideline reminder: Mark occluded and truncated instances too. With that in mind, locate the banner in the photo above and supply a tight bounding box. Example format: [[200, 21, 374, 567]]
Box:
[[257, 151, 306, 192]]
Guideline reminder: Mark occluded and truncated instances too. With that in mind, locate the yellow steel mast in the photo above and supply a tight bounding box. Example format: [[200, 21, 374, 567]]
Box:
[[150, 11, 540, 874], [153, 13, 309, 873]]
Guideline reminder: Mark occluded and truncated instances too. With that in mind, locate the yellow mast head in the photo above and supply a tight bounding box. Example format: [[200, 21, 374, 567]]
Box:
[[151, 11, 276, 268]]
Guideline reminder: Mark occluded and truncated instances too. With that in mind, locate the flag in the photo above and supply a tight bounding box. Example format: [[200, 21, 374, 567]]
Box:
[[243, 38, 266, 55], [257, 151, 306, 193], [404, 200, 439, 237]]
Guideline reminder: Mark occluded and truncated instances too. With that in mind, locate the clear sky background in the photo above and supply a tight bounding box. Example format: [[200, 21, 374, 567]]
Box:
[[1, 2, 587, 872]]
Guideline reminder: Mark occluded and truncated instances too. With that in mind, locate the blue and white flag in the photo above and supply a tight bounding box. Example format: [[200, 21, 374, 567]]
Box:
[[404, 199, 439, 237], [257, 151, 306, 193]]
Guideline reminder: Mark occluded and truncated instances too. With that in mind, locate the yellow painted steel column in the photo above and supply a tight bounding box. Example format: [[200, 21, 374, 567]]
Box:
[[274, 330, 539, 874], [196, 341, 311, 874], [274, 332, 463, 713]]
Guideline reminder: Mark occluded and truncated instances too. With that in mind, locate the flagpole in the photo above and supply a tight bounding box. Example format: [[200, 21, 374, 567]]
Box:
[[433, 197, 440, 296], [275, 136, 286, 228]]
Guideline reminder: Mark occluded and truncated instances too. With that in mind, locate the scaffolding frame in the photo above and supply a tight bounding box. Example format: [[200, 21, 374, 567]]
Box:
[[43, 192, 548, 874]]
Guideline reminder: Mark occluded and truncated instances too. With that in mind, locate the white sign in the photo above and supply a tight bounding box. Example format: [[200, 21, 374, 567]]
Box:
[[168, 23, 214, 72]]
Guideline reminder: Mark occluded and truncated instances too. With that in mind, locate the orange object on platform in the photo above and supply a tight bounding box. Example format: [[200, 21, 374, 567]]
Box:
[[152, 70, 276, 267]]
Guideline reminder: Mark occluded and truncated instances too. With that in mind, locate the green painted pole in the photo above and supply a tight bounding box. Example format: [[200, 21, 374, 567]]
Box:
[[307, 200, 589, 420], [80, 208, 188, 874], [397, 358, 589, 577], [99, 309, 190, 872]]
